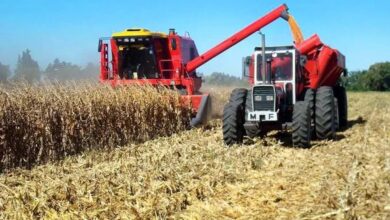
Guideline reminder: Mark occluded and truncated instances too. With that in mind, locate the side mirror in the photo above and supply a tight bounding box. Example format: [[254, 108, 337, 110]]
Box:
[[98, 39, 102, 52], [242, 56, 251, 78]]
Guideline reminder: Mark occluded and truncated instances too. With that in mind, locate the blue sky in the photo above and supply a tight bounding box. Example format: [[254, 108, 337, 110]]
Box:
[[0, 0, 389, 76]]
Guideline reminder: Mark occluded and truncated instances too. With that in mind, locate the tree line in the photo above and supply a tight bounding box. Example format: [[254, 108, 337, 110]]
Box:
[[0, 49, 99, 83], [204, 62, 390, 92], [344, 62, 390, 91], [203, 72, 248, 87]]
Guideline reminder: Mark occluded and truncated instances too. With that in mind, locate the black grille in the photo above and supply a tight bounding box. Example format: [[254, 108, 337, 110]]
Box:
[[253, 86, 275, 111]]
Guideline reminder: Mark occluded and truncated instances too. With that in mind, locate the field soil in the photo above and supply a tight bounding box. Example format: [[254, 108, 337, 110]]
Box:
[[0, 92, 389, 219]]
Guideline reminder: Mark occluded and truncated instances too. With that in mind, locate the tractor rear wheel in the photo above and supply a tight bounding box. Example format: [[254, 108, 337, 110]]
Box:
[[292, 101, 312, 148], [334, 86, 348, 128], [315, 86, 336, 139], [223, 89, 247, 145]]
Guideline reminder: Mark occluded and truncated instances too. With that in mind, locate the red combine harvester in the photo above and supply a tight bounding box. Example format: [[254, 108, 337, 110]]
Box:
[[98, 28, 211, 126], [222, 5, 347, 147]]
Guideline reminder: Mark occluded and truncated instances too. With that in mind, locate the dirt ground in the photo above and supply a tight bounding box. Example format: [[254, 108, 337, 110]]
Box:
[[0, 92, 389, 219]]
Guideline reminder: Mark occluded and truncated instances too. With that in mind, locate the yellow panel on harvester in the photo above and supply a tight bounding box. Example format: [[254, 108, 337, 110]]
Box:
[[112, 28, 167, 38]]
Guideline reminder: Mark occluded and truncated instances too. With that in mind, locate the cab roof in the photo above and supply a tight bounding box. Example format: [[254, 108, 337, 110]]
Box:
[[112, 28, 167, 38]]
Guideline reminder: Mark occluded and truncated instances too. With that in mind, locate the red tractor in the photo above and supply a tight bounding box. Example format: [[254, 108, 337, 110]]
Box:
[[222, 5, 347, 147]]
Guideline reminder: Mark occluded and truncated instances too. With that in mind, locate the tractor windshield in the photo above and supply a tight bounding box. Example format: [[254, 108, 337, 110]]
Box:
[[115, 37, 158, 79], [257, 52, 293, 81]]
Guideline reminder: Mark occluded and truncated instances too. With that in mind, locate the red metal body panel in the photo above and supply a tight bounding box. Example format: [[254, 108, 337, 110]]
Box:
[[100, 43, 109, 81], [185, 4, 288, 73], [180, 94, 205, 112], [110, 39, 119, 78], [296, 34, 322, 54], [296, 35, 346, 89]]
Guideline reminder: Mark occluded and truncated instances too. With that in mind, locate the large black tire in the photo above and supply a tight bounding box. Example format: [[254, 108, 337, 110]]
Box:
[[223, 89, 247, 145], [304, 89, 315, 111], [304, 89, 315, 124], [229, 88, 247, 102], [334, 98, 340, 130], [334, 86, 348, 128], [292, 101, 311, 148], [315, 86, 336, 139]]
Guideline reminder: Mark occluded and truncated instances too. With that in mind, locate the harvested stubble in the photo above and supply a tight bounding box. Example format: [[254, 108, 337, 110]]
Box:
[[0, 92, 389, 219], [0, 83, 192, 171]]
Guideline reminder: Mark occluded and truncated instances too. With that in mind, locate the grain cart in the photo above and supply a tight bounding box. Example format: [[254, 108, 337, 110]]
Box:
[[222, 5, 347, 147]]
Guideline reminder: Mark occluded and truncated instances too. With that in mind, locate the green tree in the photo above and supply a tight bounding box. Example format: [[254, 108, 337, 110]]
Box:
[[14, 49, 40, 82], [0, 62, 10, 82], [45, 58, 82, 81], [204, 72, 247, 87], [81, 62, 99, 80], [345, 62, 390, 91], [345, 70, 367, 91], [364, 62, 390, 91], [45, 59, 98, 81]]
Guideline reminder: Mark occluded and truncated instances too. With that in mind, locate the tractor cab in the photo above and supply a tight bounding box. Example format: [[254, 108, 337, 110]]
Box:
[[254, 46, 297, 104], [243, 45, 298, 123]]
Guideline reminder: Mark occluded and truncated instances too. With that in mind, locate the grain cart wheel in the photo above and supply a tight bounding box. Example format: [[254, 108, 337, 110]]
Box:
[[304, 89, 315, 125], [315, 86, 336, 139], [334, 98, 340, 130], [334, 86, 348, 128], [292, 101, 311, 148], [223, 89, 247, 145], [304, 89, 315, 116]]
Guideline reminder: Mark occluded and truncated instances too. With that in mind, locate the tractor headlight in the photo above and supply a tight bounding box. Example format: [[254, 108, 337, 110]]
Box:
[[254, 95, 262, 101], [266, 95, 274, 101]]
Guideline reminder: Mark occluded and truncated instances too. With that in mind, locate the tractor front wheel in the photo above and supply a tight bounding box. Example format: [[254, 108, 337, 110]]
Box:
[[223, 89, 247, 145], [334, 86, 348, 128]]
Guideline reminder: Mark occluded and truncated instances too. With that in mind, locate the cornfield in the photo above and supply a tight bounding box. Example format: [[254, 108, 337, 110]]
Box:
[[0, 88, 389, 219], [0, 83, 192, 171]]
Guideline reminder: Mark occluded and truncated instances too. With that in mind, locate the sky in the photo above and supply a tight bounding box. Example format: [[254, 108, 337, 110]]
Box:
[[0, 0, 389, 77]]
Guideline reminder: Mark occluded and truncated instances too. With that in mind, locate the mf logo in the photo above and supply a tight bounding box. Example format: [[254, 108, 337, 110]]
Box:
[[249, 112, 277, 121]]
